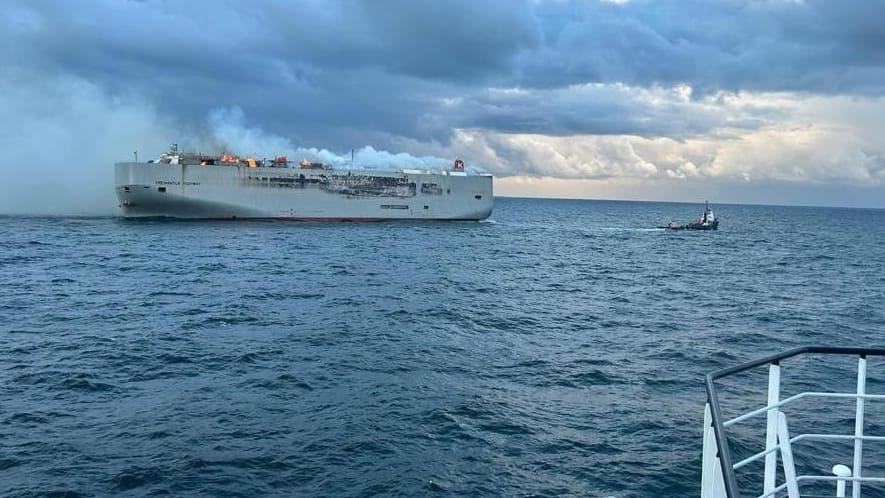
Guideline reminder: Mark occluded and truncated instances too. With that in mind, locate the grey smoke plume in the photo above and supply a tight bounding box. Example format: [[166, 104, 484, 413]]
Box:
[[0, 73, 175, 215], [0, 83, 467, 216], [203, 107, 473, 171]]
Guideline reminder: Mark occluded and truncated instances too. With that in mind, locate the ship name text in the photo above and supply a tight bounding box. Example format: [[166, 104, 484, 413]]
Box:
[[155, 180, 201, 186]]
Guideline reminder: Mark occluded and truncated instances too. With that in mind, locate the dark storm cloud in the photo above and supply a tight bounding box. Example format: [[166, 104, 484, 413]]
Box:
[[3, 0, 541, 149], [263, 1, 541, 81], [522, 0, 885, 95], [444, 84, 777, 138], [2, 0, 885, 149]]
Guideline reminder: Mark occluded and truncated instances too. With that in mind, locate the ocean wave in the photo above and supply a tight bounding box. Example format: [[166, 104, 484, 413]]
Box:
[[3, 201, 885, 496]]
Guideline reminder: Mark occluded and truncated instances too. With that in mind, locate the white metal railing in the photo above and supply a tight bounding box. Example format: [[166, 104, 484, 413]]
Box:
[[702, 347, 885, 498]]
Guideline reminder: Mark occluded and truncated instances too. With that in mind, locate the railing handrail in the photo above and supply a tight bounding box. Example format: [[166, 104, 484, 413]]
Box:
[[734, 433, 885, 470], [705, 346, 885, 498], [726, 392, 885, 427], [707, 346, 885, 382]]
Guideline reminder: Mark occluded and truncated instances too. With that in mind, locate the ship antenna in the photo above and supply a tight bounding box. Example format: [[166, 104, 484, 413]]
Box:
[[134, 150, 138, 162]]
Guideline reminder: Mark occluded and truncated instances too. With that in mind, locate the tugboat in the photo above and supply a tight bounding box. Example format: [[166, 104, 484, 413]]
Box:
[[661, 201, 719, 230]]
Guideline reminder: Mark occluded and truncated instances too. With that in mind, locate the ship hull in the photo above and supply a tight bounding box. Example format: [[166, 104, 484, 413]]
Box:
[[114, 162, 493, 221]]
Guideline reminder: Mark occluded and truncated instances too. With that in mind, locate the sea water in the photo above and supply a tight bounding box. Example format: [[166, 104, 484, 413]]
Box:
[[1, 198, 884, 497]]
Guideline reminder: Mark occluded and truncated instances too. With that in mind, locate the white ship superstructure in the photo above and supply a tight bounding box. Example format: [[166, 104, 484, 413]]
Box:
[[115, 146, 493, 220]]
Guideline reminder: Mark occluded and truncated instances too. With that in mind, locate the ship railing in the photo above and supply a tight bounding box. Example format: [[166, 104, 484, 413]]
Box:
[[702, 347, 885, 498]]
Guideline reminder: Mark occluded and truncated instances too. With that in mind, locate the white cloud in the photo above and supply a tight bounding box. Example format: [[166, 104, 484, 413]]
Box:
[[448, 90, 885, 190]]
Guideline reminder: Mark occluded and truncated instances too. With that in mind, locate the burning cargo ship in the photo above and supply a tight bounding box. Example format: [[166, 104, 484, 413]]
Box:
[[115, 145, 493, 221]]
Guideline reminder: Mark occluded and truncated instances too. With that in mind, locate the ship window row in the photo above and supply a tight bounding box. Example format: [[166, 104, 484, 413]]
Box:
[[380, 204, 409, 210]]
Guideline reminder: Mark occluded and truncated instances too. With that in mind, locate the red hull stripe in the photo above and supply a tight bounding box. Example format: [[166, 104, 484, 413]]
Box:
[[207, 217, 479, 222]]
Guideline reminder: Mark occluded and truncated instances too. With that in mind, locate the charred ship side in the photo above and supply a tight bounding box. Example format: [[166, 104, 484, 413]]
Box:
[[115, 146, 493, 221]]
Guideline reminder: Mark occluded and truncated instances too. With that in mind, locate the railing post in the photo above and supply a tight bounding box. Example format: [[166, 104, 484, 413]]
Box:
[[702, 403, 727, 498], [777, 412, 800, 498], [764, 361, 781, 495], [852, 355, 867, 498]]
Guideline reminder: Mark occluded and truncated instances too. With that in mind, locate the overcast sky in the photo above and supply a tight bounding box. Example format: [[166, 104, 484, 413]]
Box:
[[3, 0, 885, 213]]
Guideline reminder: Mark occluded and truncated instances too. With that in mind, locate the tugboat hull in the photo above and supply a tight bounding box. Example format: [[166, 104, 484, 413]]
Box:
[[662, 219, 719, 231], [660, 201, 719, 230]]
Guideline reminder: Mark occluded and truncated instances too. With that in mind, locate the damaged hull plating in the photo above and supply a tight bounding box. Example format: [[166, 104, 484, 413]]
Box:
[[114, 162, 493, 221]]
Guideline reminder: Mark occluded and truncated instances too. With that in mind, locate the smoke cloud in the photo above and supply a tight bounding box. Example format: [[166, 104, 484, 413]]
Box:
[[0, 79, 471, 216], [0, 72, 175, 215], [203, 107, 467, 172]]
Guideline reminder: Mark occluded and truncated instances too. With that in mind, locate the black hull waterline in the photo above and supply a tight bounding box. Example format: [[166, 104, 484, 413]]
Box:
[[660, 220, 719, 231]]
